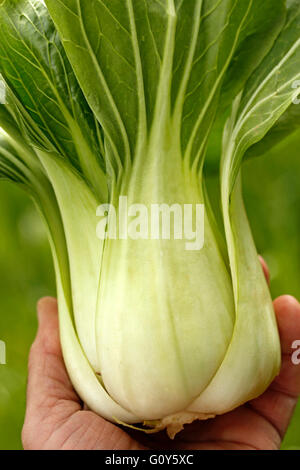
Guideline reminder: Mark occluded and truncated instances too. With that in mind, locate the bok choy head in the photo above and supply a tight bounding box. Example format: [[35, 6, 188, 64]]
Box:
[[0, 0, 299, 438]]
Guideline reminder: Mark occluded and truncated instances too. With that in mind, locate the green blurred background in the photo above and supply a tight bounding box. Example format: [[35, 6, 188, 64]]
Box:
[[0, 133, 299, 450]]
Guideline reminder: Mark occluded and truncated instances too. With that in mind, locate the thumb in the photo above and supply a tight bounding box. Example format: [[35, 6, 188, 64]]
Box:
[[25, 297, 80, 421], [35, 297, 62, 356]]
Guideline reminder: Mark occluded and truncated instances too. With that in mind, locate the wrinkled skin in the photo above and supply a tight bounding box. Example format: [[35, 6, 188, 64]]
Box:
[[22, 260, 300, 450]]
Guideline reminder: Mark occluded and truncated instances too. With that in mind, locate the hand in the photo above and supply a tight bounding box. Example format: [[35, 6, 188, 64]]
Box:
[[22, 262, 300, 450]]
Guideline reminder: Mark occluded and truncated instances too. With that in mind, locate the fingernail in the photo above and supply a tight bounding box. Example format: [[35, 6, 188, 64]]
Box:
[[37, 297, 57, 321]]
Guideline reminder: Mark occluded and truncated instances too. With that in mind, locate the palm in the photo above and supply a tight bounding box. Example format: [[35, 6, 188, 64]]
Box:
[[22, 293, 300, 450]]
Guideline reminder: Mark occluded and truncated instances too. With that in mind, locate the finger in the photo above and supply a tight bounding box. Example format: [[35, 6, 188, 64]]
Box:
[[249, 386, 297, 441], [176, 407, 281, 450], [25, 298, 81, 423], [259, 256, 270, 285], [274, 295, 300, 354], [249, 295, 300, 438], [270, 295, 300, 399], [272, 354, 300, 398], [35, 297, 61, 356]]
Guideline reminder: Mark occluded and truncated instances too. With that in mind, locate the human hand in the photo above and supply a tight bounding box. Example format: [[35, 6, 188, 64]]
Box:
[[22, 263, 300, 450]]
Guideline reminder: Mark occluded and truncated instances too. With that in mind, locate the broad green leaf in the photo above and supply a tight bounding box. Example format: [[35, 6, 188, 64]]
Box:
[[223, 0, 300, 193], [0, 0, 107, 200], [45, 0, 286, 176], [221, 0, 286, 107], [204, 0, 286, 174]]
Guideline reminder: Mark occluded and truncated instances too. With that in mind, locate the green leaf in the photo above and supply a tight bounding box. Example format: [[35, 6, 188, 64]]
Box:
[[221, 0, 286, 107], [245, 101, 300, 159], [0, 129, 30, 185], [223, 0, 300, 193], [45, 0, 285, 176], [0, 0, 107, 200]]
